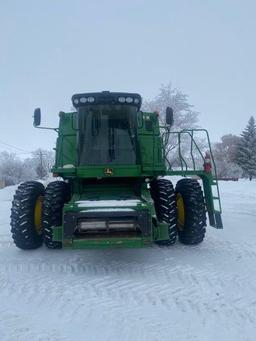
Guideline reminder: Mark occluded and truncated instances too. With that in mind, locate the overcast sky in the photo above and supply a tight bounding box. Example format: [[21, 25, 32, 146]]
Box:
[[0, 0, 255, 155]]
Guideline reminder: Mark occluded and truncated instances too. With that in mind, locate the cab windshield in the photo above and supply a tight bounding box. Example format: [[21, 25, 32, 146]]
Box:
[[78, 106, 137, 166]]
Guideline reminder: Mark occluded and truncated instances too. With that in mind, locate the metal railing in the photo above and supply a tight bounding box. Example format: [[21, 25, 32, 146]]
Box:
[[161, 128, 217, 176], [160, 128, 222, 216]]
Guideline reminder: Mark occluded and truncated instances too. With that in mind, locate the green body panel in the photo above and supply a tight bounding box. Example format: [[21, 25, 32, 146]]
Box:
[[54, 112, 77, 169], [52, 181, 170, 248], [137, 112, 165, 173], [46, 92, 223, 249], [67, 238, 151, 249], [52, 165, 142, 178], [76, 165, 141, 178]]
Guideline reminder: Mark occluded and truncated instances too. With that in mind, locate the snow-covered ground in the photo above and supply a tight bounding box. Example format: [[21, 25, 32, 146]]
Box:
[[0, 180, 256, 341]]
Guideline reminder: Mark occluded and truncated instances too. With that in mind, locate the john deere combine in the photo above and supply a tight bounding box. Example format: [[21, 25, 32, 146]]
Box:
[[11, 91, 223, 250]]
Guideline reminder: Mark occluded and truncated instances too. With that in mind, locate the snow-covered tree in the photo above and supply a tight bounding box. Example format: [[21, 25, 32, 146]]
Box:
[[142, 83, 202, 169], [0, 152, 24, 185], [213, 134, 242, 178], [0, 148, 55, 186], [235, 116, 256, 180], [143, 83, 199, 129], [31, 149, 55, 179], [0, 152, 35, 186]]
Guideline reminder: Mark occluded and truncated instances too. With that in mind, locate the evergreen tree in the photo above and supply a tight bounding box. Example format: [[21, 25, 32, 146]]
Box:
[[235, 116, 256, 180]]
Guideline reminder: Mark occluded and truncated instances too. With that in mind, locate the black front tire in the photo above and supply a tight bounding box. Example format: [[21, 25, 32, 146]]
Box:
[[150, 178, 177, 246], [10, 181, 45, 250], [43, 181, 70, 249], [175, 178, 206, 245]]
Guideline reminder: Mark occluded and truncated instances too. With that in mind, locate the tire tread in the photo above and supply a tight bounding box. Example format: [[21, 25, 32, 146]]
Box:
[[43, 181, 70, 249], [150, 178, 177, 246], [176, 178, 206, 245], [10, 181, 44, 250]]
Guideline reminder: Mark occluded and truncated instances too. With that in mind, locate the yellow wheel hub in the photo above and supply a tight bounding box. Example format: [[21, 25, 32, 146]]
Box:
[[34, 195, 43, 234], [176, 193, 185, 230]]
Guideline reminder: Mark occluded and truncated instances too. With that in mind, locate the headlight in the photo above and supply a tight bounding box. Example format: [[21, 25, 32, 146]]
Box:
[[73, 98, 79, 105], [118, 97, 126, 103], [126, 97, 133, 103], [134, 98, 140, 104], [87, 97, 95, 103], [80, 97, 87, 103]]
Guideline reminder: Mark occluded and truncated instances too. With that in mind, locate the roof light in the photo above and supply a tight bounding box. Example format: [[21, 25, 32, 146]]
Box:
[[80, 97, 87, 103], [71, 92, 142, 109], [126, 97, 133, 103], [118, 97, 126, 103], [87, 97, 95, 103]]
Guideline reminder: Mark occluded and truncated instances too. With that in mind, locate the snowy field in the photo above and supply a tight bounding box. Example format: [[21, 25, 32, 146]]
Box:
[[0, 180, 256, 341]]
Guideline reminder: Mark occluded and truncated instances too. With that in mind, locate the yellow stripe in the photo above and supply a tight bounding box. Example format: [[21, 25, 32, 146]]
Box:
[[176, 193, 185, 230], [34, 195, 43, 234]]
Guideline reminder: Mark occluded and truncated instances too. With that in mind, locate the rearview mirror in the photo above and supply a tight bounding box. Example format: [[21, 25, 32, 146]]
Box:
[[33, 108, 41, 127], [166, 107, 174, 126]]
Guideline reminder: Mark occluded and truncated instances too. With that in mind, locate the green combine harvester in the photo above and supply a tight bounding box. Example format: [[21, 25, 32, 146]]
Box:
[[11, 91, 223, 250]]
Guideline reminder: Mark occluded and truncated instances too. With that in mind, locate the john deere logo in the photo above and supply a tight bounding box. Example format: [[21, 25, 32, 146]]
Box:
[[104, 168, 114, 176]]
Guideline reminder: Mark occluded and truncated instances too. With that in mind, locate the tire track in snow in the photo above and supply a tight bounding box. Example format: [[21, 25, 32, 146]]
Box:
[[0, 308, 68, 341], [1, 236, 256, 274], [1, 257, 256, 328]]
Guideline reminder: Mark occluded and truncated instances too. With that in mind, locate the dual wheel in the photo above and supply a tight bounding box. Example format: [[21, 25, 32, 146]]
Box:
[[10, 181, 70, 250], [151, 178, 206, 245]]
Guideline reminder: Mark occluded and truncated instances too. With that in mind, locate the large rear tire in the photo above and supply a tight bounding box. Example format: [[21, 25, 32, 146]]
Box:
[[175, 178, 206, 245], [10, 181, 45, 250], [43, 181, 70, 249], [150, 178, 177, 246]]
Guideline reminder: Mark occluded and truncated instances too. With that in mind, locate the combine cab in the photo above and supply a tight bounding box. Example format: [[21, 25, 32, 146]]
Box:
[[10, 91, 222, 250]]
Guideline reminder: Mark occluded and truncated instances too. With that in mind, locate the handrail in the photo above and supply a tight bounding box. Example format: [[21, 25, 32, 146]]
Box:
[[162, 128, 222, 213], [190, 130, 195, 170]]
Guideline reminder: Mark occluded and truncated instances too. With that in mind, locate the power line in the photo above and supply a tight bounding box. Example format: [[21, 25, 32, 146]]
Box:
[[0, 139, 32, 153]]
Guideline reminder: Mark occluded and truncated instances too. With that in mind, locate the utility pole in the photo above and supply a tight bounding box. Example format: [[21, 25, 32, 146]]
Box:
[[36, 149, 47, 179], [39, 149, 43, 178]]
